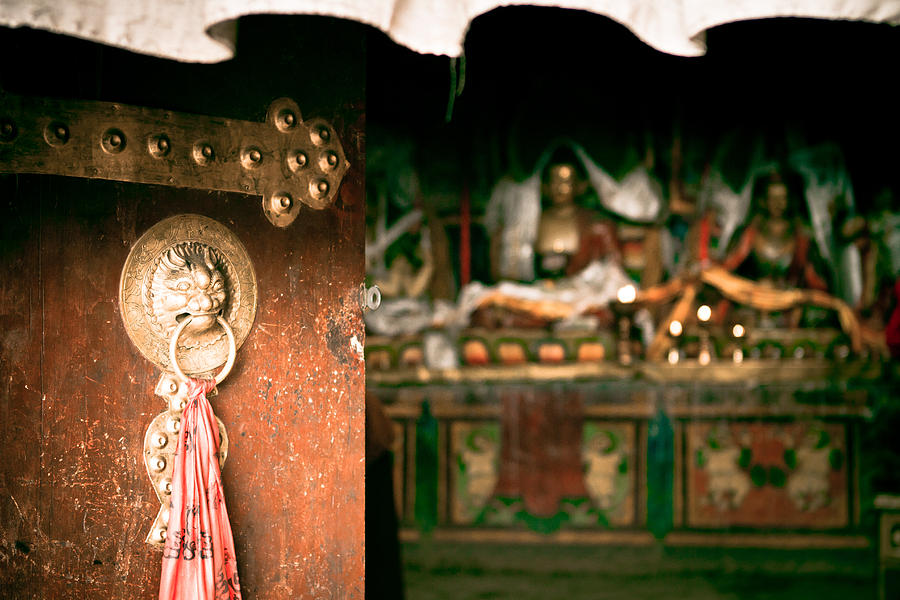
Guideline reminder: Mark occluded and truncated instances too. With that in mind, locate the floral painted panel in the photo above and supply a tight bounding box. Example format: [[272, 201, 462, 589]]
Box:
[[581, 421, 635, 527], [451, 422, 501, 525], [686, 421, 848, 528], [450, 420, 635, 531]]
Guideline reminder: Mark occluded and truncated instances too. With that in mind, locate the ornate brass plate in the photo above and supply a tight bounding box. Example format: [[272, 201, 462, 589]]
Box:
[[119, 214, 257, 375], [1, 93, 350, 226], [143, 373, 229, 546]]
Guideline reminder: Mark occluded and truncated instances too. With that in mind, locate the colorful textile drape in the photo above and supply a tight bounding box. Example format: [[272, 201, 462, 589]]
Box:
[[159, 378, 241, 600]]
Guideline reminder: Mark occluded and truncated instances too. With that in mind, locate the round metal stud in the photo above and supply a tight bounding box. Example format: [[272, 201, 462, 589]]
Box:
[[153, 433, 168, 449], [319, 151, 339, 172], [192, 141, 214, 165], [148, 134, 171, 158], [166, 417, 180, 434], [101, 128, 127, 154], [287, 150, 308, 173], [44, 121, 70, 147], [310, 179, 329, 200], [240, 146, 264, 170], [311, 125, 331, 146], [152, 456, 167, 472], [162, 478, 173, 494], [267, 98, 304, 133], [276, 109, 298, 132], [156, 528, 167, 542], [263, 191, 300, 227], [168, 396, 184, 413], [0, 118, 17, 142], [275, 194, 293, 212]]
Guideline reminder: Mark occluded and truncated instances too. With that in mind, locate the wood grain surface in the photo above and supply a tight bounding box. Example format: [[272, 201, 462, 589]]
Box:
[[0, 16, 365, 599], [0, 107, 364, 598]]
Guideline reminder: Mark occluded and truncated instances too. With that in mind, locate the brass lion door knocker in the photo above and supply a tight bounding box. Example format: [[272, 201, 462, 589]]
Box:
[[119, 214, 257, 547]]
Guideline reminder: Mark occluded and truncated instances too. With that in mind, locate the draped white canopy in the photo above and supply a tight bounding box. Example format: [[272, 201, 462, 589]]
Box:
[[1, 0, 899, 62]]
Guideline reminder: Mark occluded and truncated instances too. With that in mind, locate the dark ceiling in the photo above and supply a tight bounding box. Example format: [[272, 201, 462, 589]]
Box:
[[367, 8, 900, 208]]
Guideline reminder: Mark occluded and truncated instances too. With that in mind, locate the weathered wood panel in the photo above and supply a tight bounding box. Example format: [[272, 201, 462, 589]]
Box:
[[224, 106, 366, 599], [34, 176, 160, 596], [0, 175, 44, 594], [0, 103, 364, 597], [0, 16, 365, 597]]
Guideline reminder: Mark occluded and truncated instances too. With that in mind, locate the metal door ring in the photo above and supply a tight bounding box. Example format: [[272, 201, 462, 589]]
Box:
[[119, 214, 257, 374], [169, 315, 236, 384]]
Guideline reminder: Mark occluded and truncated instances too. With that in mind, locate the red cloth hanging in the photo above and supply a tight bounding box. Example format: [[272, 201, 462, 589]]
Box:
[[698, 212, 711, 266], [887, 278, 900, 358], [160, 378, 242, 600], [460, 183, 471, 287]]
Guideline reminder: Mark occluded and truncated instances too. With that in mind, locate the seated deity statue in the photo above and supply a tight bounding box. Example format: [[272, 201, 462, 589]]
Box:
[[534, 161, 620, 279], [723, 172, 828, 292], [465, 157, 628, 331]]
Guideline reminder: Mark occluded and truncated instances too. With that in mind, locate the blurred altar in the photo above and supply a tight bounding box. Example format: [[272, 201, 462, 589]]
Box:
[[364, 9, 900, 566]]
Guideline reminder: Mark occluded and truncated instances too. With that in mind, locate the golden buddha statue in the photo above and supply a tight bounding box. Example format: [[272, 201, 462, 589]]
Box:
[[534, 162, 619, 279]]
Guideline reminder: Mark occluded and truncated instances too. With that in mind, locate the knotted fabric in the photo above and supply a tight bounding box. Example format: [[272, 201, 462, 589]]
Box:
[[160, 377, 242, 600]]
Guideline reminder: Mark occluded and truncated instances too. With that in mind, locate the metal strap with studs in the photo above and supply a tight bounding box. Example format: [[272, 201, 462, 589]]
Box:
[[0, 93, 349, 227]]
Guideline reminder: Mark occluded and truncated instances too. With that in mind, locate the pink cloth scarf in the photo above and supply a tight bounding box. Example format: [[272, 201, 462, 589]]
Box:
[[159, 378, 242, 600]]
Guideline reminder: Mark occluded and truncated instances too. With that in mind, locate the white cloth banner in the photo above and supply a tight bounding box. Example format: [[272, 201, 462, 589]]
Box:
[[1, 0, 899, 62]]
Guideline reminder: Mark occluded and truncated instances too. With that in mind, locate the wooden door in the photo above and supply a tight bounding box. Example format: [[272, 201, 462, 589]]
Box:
[[0, 18, 365, 599]]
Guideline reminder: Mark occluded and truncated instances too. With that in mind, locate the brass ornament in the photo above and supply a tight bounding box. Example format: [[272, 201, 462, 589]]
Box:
[[143, 373, 229, 547], [119, 215, 249, 548], [0, 93, 350, 225], [119, 214, 257, 375], [169, 315, 237, 385]]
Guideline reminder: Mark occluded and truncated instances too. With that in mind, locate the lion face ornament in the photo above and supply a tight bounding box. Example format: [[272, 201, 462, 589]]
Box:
[[120, 215, 257, 375], [151, 242, 229, 344]]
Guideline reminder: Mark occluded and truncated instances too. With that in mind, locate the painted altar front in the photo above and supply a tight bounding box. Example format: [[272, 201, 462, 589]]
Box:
[[363, 133, 898, 549], [369, 336, 885, 547]]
